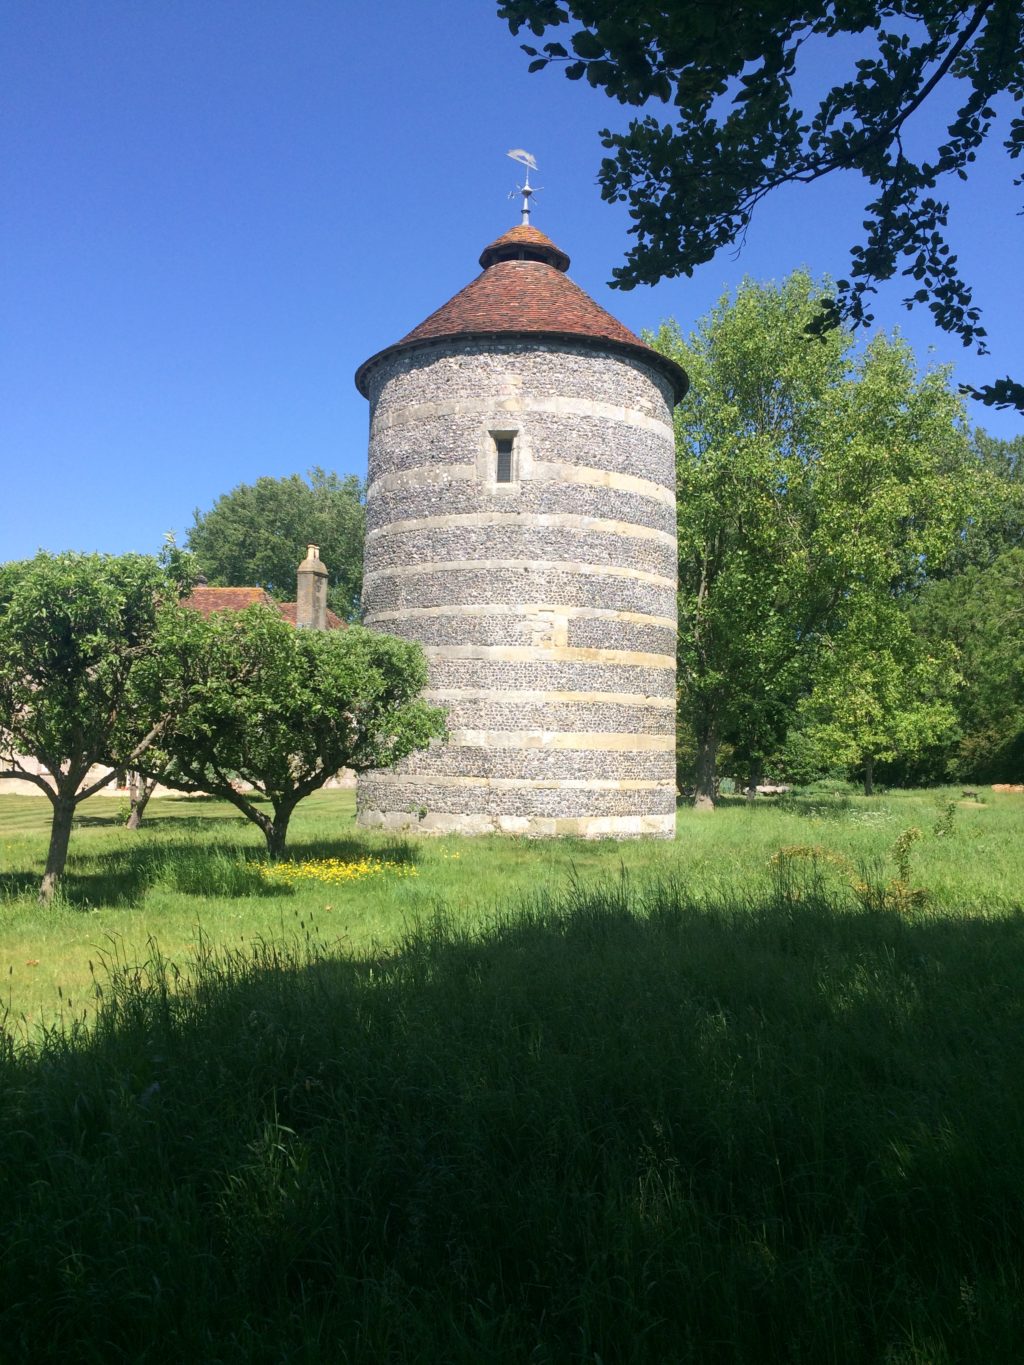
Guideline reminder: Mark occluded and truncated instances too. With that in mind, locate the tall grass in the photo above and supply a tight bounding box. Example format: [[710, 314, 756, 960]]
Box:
[[3, 875, 1024, 1362], [2, 787, 1022, 1030]]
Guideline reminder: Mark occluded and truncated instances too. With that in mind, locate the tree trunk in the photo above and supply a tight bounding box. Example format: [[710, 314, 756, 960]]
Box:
[[126, 772, 157, 830], [863, 755, 875, 797], [693, 721, 719, 812], [745, 757, 764, 802], [40, 796, 75, 905], [264, 803, 294, 860]]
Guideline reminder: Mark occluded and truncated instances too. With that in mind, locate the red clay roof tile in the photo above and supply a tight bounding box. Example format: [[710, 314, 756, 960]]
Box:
[[399, 260, 644, 350], [183, 586, 344, 629], [355, 224, 687, 401], [182, 587, 273, 616]]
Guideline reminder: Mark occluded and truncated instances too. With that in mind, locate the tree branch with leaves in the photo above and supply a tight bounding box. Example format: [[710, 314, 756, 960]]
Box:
[[499, 0, 1024, 409]]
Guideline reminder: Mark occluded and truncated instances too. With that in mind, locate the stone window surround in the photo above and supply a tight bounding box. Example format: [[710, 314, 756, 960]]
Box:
[[479, 424, 528, 492]]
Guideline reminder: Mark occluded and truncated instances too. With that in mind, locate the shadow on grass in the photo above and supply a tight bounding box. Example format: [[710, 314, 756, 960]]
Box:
[[2, 836, 424, 909], [282, 835, 419, 864], [695, 793, 870, 820], [677, 793, 819, 814], [0, 871, 45, 900], [75, 798, 265, 832], [3, 879, 1024, 1362]]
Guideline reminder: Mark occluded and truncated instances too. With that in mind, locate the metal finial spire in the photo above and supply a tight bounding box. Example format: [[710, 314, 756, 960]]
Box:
[[507, 149, 541, 225]]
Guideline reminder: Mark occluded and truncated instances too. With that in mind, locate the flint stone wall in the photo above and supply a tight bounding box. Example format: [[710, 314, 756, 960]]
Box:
[[357, 338, 678, 839], [364, 566, 671, 616]]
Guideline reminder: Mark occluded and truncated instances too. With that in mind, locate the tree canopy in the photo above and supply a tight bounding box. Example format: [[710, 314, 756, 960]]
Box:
[[499, 0, 1024, 410], [652, 271, 975, 806], [188, 468, 365, 621], [0, 551, 190, 901], [789, 591, 961, 794], [134, 605, 446, 857], [908, 547, 1024, 780], [953, 428, 1024, 569]]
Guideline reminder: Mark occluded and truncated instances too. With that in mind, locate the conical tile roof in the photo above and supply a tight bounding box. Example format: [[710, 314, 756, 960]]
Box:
[[355, 224, 687, 401]]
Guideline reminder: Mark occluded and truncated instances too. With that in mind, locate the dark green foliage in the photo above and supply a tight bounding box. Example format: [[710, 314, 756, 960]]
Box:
[[955, 429, 1024, 571], [499, 0, 1024, 407], [188, 467, 365, 621], [892, 434, 1024, 782], [3, 881, 1024, 1362], [909, 548, 1024, 780]]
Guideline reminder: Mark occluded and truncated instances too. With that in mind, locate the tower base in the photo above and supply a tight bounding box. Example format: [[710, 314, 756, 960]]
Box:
[[355, 808, 676, 839]]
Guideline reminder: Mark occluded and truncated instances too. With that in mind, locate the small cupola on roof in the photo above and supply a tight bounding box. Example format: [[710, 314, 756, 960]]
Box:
[[354, 223, 687, 402], [477, 224, 571, 272]]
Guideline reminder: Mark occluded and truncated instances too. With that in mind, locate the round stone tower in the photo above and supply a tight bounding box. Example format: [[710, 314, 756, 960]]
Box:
[[354, 222, 687, 837]]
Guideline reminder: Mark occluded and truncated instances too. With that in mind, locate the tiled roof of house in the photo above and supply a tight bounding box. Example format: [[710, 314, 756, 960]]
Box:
[[183, 586, 273, 615], [183, 586, 345, 629], [355, 224, 687, 401]]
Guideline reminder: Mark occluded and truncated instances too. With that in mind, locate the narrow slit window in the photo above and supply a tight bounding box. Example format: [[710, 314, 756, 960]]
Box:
[[495, 436, 514, 484]]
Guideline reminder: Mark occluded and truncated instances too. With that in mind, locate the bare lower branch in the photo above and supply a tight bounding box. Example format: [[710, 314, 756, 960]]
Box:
[[77, 767, 119, 802], [0, 767, 57, 800], [124, 715, 171, 768]]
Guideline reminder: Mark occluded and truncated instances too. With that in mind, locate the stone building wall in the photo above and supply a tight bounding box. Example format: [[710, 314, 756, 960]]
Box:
[[357, 338, 678, 838]]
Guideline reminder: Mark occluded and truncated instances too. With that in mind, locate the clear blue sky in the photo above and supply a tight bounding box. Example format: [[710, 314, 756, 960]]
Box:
[[3, 1, 1021, 562]]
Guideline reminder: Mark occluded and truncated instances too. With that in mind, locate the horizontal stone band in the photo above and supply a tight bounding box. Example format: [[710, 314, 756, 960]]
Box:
[[423, 688, 676, 708], [365, 603, 676, 630], [365, 774, 674, 791], [444, 730, 674, 751], [362, 558, 677, 590], [423, 644, 676, 669], [372, 393, 675, 441], [366, 511, 677, 551], [366, 460, 674, 508]]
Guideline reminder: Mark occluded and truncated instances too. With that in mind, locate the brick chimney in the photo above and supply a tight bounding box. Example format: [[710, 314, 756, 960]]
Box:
[[296, 544, 329, 629]]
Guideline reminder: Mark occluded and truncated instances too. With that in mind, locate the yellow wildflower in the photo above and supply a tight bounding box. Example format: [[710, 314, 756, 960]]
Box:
[[258, 856, 417, 886]]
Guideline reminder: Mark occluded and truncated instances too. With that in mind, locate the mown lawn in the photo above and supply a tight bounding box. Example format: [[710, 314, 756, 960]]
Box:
[[2, 788, 1023, 1362]]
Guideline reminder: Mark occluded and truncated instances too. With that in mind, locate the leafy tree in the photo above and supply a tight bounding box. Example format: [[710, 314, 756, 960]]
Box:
[[188, 468, 365, 620], [653, 273, 974, 809], [951, 429, 1024, 571], [135, 606, 446, 858], [499, 0, 1024, 409], [788, 592, 961, 794], [908, 547, 1024, 779], [0, 552, 188, 902]]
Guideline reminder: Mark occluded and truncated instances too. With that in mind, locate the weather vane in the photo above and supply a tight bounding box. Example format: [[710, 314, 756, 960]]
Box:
[[507, 149, 542, 226]]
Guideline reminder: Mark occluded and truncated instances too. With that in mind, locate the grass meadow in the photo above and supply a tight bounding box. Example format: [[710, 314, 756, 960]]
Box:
[[1, 787, 1023, 1361]]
